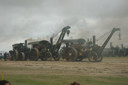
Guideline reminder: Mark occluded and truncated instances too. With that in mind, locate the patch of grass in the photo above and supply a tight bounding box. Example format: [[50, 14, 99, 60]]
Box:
[[1, 74, 128, 85]]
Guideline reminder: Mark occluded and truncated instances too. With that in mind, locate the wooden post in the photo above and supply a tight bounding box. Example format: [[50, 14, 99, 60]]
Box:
[[2, 72, 4, 80]]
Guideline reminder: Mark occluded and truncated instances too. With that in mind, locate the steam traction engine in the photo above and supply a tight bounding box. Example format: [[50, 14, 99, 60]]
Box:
[[29, 26, 70, 61], [29, 40, 52, 61], [9, 41, 30, 61], [60, 28, 120, 62]]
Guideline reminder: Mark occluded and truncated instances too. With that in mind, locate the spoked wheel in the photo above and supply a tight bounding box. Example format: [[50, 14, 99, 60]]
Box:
[[40, 51, 52, 61], [88, 51, 103, 62], [59, 48, 65, 60], [30, 48, 40, 61], [65, 47, 78, 61], [13, 50, 19, 61], [19, 52, 25, 61]]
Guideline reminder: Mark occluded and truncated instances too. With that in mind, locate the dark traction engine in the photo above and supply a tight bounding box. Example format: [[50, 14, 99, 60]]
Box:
[[60, 28, 120, 62], [9, 41, 30, 61], [29, 26, 70, 61]]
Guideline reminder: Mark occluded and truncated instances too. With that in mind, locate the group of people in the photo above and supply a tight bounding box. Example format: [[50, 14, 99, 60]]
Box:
[[0, 52, 9, 61], [3, 52, 9, 61], [0, 80, 80, 85]]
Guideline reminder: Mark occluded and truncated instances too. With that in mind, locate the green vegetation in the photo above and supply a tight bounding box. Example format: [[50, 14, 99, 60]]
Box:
[[1, 74, 128, 85]]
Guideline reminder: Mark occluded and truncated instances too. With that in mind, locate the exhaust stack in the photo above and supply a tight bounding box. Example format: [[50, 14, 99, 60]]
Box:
[[50, 37, 53, 46], [93, 35, 96, 46], [25, 40, 27, 47]]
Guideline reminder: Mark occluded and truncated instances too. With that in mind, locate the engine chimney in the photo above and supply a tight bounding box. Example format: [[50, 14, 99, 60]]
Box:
[[25, 40, 27, 47], [93, 35, 96, 46], [50, 37, 53, 46]]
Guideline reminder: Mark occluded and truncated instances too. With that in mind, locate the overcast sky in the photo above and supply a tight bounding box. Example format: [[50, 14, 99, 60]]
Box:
[[0, 0, 128, 51]]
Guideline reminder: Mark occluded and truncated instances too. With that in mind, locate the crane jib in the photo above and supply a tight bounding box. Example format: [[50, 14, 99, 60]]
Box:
[[97, 28, 120, 56]]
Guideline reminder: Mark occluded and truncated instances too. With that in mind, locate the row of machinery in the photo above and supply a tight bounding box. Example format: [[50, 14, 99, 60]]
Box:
[[9, 27, 120, 62], [9, 26, 70, 61]]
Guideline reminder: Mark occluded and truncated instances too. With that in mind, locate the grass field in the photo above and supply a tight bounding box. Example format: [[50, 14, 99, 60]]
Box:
[[3, 74, 128, 85], [0, 57, 128, 85]]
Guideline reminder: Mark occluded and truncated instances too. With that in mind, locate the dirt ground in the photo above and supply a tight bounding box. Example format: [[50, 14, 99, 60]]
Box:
[[0, 57, 128, 77]]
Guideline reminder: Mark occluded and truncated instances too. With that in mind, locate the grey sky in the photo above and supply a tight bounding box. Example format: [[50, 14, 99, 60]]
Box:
[[0, 0, 128, 51]]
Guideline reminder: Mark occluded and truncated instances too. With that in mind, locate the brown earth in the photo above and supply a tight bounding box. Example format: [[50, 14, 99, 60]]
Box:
[[0, 57, 128, 77]]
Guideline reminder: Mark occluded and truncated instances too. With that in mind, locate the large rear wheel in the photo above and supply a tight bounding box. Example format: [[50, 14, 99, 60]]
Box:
[[19, 52, 25, 61], [13, 50, 19, 61], [65, 47, 78, 61], [30, 48, 40, 61]]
